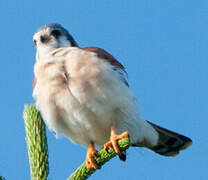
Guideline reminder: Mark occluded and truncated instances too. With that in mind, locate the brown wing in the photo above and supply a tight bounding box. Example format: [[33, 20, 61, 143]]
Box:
[[33, 77, 37, 88], [82, 47, 128, 86], [83, 47, 126, 72]]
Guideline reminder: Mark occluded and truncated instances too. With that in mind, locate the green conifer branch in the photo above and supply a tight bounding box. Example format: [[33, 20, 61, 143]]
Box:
[[23, 105, 49, 180], [23, 104, 131, 180], [67, 137, 131, 180], [0, 176, 6, 180]]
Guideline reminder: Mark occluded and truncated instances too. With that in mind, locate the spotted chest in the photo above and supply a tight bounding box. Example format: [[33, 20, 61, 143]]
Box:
[[33, 48, 128, 147]]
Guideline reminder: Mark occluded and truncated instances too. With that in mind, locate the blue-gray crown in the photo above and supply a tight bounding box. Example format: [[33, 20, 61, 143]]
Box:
[[36, 23, 78, 47]]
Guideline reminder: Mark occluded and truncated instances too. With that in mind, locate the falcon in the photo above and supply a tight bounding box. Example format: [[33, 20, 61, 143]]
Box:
[[32, 23, 192, 169]]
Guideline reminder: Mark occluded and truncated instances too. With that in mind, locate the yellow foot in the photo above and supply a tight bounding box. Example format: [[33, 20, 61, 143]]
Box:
[[86, 142, 99, 169], [104, 126, 129, 154]]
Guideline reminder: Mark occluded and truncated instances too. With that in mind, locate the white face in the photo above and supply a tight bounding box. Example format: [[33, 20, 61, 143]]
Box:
[[33, 25, 75, 58]]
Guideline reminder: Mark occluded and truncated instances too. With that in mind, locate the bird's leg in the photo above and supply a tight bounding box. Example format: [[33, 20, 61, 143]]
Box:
[[104, 125, 129, 154], [86, 142, 99, 169]]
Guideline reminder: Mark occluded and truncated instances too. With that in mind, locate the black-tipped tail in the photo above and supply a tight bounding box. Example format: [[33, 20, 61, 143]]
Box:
[[145, 121, 192, 156]]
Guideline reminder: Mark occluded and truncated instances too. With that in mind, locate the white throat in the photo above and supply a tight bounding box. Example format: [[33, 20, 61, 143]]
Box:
[[36, 37, 72, 60], [36, 46, 56, 60]]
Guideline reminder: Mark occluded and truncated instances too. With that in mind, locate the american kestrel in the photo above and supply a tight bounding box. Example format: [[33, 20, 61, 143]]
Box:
[[32, 23, 192, 169]]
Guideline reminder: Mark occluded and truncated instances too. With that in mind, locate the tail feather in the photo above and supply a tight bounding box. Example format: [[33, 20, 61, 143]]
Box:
[[145, 121, 192, 156]]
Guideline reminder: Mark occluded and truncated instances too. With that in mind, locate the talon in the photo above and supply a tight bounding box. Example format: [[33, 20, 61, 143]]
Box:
[[104, 125, 129, 154], [86, 142, 99, 169]]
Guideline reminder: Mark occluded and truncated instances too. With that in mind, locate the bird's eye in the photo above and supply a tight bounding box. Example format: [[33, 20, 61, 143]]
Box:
[[40, 35, 48, 43], [51, 30, 61, 38], [33, 39, 37, 46]]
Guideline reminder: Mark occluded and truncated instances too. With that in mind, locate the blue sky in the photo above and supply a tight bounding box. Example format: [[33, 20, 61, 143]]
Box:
[[0, 0, 206, 179]]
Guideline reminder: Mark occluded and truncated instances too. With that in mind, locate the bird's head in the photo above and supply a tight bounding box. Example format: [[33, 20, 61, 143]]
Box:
[[33, 23, 78, 58]]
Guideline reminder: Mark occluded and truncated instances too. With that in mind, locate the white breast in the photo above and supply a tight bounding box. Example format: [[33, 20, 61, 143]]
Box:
[[33, 47, 158, 148]]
